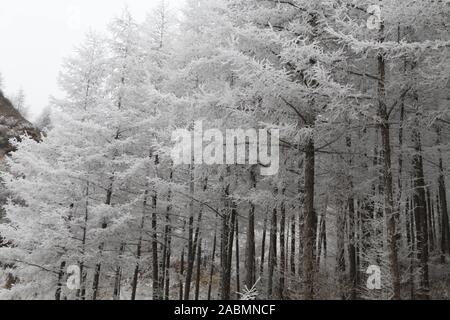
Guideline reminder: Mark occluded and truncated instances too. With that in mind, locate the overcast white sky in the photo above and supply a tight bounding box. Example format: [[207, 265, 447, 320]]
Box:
[[0, 0, 183, 120]]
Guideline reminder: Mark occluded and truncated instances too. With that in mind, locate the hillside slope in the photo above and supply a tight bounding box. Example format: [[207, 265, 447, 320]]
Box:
[[0, 91, 40, 157]]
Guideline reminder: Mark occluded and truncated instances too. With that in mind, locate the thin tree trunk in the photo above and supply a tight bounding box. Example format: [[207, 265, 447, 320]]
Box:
[[316, 206, 326, 270], [164, 168, 173, 300], [184, 164, 196, 300], [194, 239, 202, 300], [406, 196, 415, 299], [235, 218, 241, 298], [336, 204, 346, 300], [346, 136, 357, 300], [290, 214, 296, 279], [207, 224, 217, 300], [152, 187, 160, 300], [225, 205, 236, 299], [303, 138, 316, 299], [77, 182, 89, 300], [113, 243, 125, 300], [260, 209, 268, 276], [245, 166, 256, 289], [412, 126, 430, 300], [426, 187, 435, 252], [268, 203, 278, 299], [279, 190, 286, 300], [437, 126, 450, 261], [151, 154, 161, 300], [348, 197, 357, 300], [179, 244, 185, 300], [220, 171, 233, 300]]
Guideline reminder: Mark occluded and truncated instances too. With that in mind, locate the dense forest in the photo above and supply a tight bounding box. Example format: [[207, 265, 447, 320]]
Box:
[[0, 0, 449, 300]]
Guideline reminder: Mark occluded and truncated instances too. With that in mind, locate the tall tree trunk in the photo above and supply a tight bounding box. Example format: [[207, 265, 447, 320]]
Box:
[[131, 188, 148, 301], [77, 182, 89, 300], [151, 154, 161, 300], [267, 205, 277, 299], [164, 225, 172, 300], [152, 187, 160, 300], [91, 228, 105, 300], [219, 170, 234, 300], [245, 166, 256, 289], [303, 138, 316, 299], [437, 126, 450, 262], [346, 137, 357, 300], [164, 169, 173, 300], [235, 218, 241, 298], [348, 197, 357, 300], [406, 196, 415, 299], [377, 24, 401, 299], [179, 244, 185, 300], [207, 224, 217, 300], [336, 204, 346, 300], [92, 182, 113, 300], [113, 243, 124, 300], [194, 239, 202, 300], [279, 189, 286, 300], [186, 177, 206, 299], [260, 209, 268, 276], [225, 205, 236, 299], [316, 206, 326, 270], [184, 165, 196, 300], [297, 157, 305, 281], [426, 187, 435, 252], [290, 214, 296, 280], [412, 126, 430, 300]]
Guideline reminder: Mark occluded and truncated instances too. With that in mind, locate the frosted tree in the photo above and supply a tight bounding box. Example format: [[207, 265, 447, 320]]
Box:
[[1, 0, 449, 301]]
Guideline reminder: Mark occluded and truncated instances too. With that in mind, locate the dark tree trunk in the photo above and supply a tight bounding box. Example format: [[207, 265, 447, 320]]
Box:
[[164, 170, 173, 300], [220, 206, 230, 300], [290, 214, 296, 279], [336, 204, 346, 300], [152, 187, 161, 300], [92, 183, 113, 300], [112, 243, 125, 300], [194, 239, 202, 300], [260, 209, 268, 276], [426, 187, 435, 252], [412, 125, 430, 300], [346, 137, 357, 300], [245, 166, 256, 289], [348, 197, 357, 300], [131, 189, 148, 301], [184, 165, 196, 300], [226, 205, 237, 298], [235, 218, 241, 298], [268, 203, 278, 298], [207, 225, 217, 300], [179, 243, 185, 300], [303, 138, 316, 299], [55, 261, 66, 301], [406, 196, 415, 299], [279, 190, 286, 299], [377, 29, 401, 298], [220, 171, 235, 300], [437, 126, 450, 261], [77, 182, 89, 300]]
